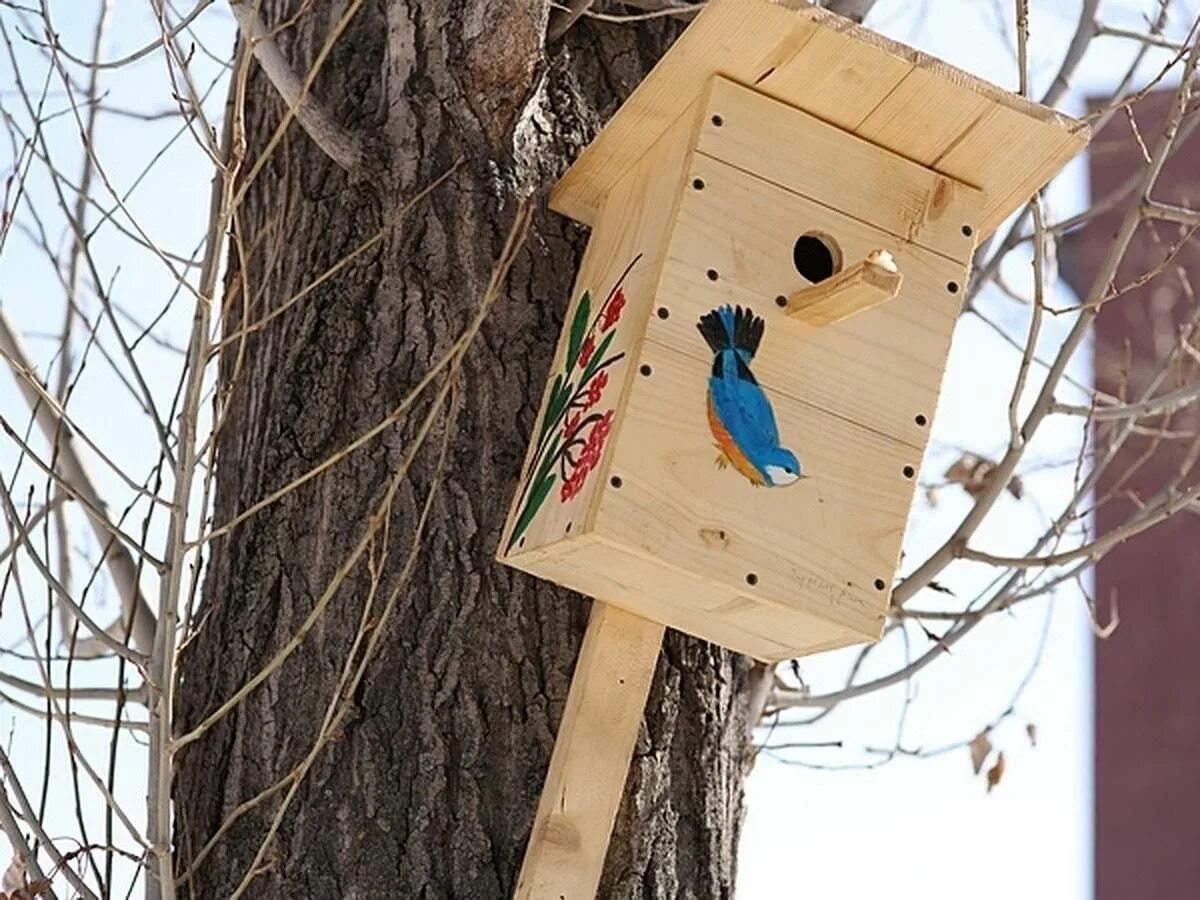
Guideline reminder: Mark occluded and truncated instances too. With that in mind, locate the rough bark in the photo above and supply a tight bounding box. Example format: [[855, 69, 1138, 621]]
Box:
[[174, 2, 752, 898]]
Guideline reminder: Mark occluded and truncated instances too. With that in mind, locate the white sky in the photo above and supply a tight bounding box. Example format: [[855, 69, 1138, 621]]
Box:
[[0, 1, 1195, 898]]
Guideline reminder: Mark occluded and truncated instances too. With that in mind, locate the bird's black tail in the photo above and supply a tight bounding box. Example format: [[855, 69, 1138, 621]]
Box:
[[696, 305, 764, 358]]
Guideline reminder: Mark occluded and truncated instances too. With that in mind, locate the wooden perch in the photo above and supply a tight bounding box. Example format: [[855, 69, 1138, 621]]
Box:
[[783, 249, 903, 327]]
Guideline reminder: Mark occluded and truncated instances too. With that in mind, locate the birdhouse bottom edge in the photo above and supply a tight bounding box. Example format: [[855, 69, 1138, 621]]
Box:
[[502, 533, 879, 662]]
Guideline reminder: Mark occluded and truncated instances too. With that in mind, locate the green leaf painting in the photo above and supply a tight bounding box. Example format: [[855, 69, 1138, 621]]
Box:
[[505, 256, 642, 554]]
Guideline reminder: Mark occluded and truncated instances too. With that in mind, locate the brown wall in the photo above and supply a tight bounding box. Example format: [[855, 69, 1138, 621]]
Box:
[[1066, 91, 1200, 900]]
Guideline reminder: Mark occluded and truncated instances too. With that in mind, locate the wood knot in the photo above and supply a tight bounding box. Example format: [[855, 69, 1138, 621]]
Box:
[[542, 814, 581, 851]]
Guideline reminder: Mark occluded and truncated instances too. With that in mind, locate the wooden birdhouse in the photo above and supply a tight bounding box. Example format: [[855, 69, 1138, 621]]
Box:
[[500, 0, 1087, 895]]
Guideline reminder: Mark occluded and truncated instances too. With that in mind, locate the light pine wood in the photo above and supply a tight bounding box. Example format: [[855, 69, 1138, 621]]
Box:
[[594, 336, 908, 644], [504, 534, 860, 661], [498, 98, 704, 558], [785, 252, 904, 327], [550, 0, 1087, 239], [515, 602, 664, 900], [697, 78, 981, 261], [660, 151, 975, 450]]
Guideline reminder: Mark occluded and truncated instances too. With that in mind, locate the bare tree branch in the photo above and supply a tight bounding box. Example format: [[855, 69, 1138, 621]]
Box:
[[227, 0, 365, 172]]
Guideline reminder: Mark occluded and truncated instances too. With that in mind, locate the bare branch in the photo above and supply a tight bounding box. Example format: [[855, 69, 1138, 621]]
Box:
[[0, 312, 157, 653], [227, 0, 364, 173]]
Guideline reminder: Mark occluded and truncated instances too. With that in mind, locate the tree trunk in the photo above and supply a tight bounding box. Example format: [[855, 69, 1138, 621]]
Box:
[[174, 3, 753, 897]]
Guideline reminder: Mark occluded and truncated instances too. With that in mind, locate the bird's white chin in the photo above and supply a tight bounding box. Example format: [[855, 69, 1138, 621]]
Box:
[[765, 466, 801, 486]]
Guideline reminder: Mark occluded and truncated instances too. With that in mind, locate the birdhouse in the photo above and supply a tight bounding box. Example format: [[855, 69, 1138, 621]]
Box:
[[501, 2, 1088, 895], [500, 0, 1087, 663]]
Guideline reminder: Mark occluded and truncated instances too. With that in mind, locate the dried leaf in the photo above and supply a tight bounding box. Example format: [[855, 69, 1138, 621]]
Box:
[[1026, 723, 1038, 747], [944, 453, 1024, 501], [986, 751, 1007, 793], [1, 855, 24, 894], [968, 730, 992, 774]]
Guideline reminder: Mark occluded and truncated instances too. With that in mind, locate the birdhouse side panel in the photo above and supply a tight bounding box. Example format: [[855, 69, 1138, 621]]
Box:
[[696, 78, 983, 261], [502, 535, 858, 661], [499, 99, 703, 560]]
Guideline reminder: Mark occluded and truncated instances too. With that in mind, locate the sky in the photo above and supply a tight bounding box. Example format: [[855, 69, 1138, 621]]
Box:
[[0, 1, 1196, 898]]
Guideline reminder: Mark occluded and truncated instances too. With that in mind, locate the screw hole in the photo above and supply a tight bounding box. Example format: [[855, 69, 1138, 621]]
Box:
[[873, 578, 887, 591], [692, 177, 705, 191], [711, 114, 724, 127], [962, 224, 974, 237], [656, 306, 669, 319], [745, 573, 758, 586], [774, 295, 788, 308], [639, 364, 652, 377], [915, 414, 928, 426], [610, 475, 623, 488], [902, 465, 915, 479], [706, 268, 719, 281], [793, 232, 842, 284], [946, 281, 960, 294]]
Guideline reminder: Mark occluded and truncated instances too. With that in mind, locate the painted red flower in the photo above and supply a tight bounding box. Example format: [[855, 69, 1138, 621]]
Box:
[[581, 410, 614, 467], [601, 288, 626, 330], [578, 335, 596, 369], [564, 408, 582, 436], [585, 370, 609, 407], [560, 460, 590, 501]]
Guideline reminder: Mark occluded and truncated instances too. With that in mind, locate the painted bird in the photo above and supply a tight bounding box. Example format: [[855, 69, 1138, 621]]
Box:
[[696, 305, 804, 487]]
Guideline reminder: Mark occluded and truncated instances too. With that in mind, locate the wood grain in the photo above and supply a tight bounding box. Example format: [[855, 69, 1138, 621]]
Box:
[[659, 152, 974, 451], [515, 602, 664, 900], [499, 98, 703, 558], [697, 78, 981, 261], [551, 0, 1087, 239], [504, 535, 857, 660], [785, 254, 904, 327], [594, 338, 908, 645]]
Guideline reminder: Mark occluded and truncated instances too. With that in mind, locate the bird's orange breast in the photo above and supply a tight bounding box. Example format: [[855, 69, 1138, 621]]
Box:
[[707, 392, 766, 486]]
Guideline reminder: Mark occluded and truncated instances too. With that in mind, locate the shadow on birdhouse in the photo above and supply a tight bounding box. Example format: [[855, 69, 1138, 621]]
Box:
[[497, 0, 1088, 894]]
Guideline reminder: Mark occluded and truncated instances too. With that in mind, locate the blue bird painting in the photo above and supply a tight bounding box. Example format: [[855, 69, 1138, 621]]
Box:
[[696, 305, 804, 487]]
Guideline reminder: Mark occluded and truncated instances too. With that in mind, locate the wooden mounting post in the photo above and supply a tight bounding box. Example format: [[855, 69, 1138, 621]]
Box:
[[784, 250, 904, 328], [515, 602, 665, 900]]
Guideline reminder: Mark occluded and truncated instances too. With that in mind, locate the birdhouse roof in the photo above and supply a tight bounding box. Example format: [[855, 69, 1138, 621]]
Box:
[[552, 0, 1088, 239]]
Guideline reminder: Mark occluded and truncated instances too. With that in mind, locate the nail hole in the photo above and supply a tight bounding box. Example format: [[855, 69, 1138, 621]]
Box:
[[656, 306, 669, 319], [692, 177, 705, 191], [947, 281, 960, 294], [518, 537, 525, 548], [962, 224, 974, 237], [793, 232, 842, 284], [711, 114, 724, 127], [610, 475, 623, 488], [745, 573, 758, 586], [902, 465, 915, 479], [639, 364, 652, 377], [915, 414, 928, 426], [565, 521, 573, 533], [617, 678, 625, 686], [873, 578, 887, 591], [706, 268, 719, 281], [774, 295, 788, 308]]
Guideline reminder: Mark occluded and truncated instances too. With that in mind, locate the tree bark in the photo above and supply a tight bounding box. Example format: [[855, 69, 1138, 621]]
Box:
[[174, 3, 752, 898]]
